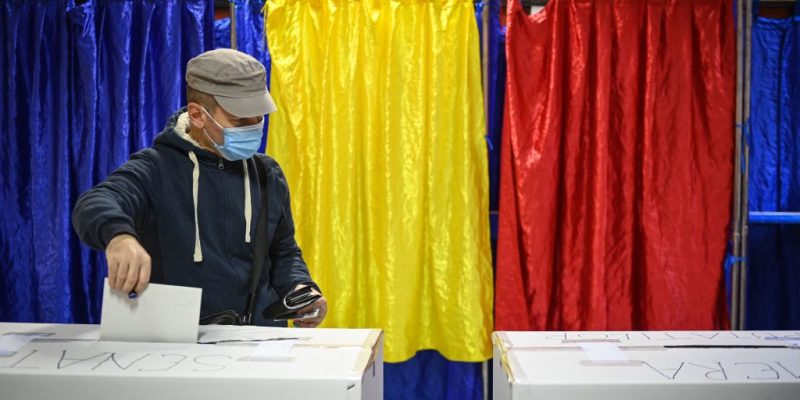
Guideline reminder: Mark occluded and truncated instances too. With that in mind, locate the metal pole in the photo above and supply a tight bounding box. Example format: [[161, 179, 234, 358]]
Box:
[[731, 0, 745, 331], [482, 360, 489, 400], [481, 4, 490, 400], [740, 151, 750, 329], [738, 0, 754, 330], [230, 1, 238, 50], [482, 0, 490, 134]]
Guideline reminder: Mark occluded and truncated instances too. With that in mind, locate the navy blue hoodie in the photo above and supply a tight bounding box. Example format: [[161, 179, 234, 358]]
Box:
[[72, 108, 318, 326]]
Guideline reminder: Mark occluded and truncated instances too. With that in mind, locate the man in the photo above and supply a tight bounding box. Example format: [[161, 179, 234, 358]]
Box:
[[72, 48, 326, 328]]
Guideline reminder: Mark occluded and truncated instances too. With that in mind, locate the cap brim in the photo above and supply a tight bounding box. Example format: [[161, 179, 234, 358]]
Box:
[[214, 91, 277, 118]]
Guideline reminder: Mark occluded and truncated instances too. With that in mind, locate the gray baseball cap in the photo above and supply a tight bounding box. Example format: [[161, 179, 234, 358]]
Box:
[[186, 48, 276, 118]]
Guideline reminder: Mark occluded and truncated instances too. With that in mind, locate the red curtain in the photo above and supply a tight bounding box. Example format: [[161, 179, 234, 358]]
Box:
[[496, 0, 735, 331]]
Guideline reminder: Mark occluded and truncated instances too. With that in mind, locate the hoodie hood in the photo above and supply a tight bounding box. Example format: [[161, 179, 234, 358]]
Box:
[[155, 107, 215, 159]]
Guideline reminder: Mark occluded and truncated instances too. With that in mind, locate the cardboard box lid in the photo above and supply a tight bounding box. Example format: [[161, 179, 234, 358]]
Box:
[[494, 330, 800, 350]]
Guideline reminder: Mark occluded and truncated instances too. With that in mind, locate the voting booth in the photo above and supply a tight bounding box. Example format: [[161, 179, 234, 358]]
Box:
[[493, 330, 800, 400], [0, 323, 383, 400]]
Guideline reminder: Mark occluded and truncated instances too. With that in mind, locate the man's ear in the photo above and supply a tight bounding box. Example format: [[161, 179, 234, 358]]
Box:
[[186, 102, 206, 130]]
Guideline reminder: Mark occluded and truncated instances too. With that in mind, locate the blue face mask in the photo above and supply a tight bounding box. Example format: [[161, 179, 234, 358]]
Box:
[[202, 108, 265, 161]]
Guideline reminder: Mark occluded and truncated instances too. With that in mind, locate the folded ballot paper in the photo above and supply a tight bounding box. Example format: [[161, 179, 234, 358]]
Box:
[[100, 278, 202, 343]]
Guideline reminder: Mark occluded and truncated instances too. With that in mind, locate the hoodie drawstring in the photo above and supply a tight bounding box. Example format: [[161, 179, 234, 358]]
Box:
[[243, 160, 252, 243], [187, 151, 254, 263], [188, 151, 203, 262]]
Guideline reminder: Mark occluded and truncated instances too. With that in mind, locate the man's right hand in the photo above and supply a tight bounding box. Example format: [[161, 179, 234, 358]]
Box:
[[105, 234, 151, 295]]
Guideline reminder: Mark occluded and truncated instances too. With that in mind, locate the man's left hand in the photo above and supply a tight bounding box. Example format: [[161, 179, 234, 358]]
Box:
[[292, 284, 327, 328]]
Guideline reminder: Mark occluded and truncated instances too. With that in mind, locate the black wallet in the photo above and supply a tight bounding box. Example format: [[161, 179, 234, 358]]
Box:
[[262, 285, 321, 320]]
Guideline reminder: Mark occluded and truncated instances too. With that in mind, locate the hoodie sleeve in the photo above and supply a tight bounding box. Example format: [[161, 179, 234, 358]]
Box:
[[72, 149, 158, 250], [267, 162, 321, 296]]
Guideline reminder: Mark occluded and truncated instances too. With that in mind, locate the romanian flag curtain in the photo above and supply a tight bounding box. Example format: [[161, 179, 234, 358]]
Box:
[[497, 0, 735, 331], [265, 0, 493, 363]]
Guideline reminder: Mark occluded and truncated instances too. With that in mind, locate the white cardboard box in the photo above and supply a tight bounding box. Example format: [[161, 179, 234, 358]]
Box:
[[0, 323, 383, 400], [493, 330, 800, 400]]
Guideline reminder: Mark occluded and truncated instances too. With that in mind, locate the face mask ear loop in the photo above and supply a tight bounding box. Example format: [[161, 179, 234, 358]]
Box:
[[200, 108, 226, 147], [202, 107, 226, 132]]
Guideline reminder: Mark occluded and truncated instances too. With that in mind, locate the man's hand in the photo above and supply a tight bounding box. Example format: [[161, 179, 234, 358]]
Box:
[[292, 284, 327, 328], [105, 234, 151, 295]]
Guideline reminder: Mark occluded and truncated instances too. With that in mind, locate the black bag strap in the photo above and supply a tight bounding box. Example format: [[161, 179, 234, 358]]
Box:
[[241, 155, 270, 325]]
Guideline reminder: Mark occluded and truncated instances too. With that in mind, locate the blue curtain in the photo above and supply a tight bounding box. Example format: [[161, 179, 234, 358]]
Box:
[[0, 0, 213, 323], [475, 0, 506, 259], [385, 350, 484, 400], [214, 15, 232, 49], [213, 0, 269, 78], [476, 0, 506, 214], [746, 2, 800, 329]]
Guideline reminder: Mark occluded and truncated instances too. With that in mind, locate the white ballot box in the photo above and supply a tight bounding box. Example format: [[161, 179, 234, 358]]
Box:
[[493, 330, 800, 400], [0, 323, 382, 400]]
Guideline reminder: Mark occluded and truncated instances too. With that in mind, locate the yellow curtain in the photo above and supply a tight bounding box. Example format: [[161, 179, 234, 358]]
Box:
[[264, 0, 492, 363]]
